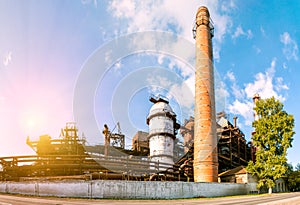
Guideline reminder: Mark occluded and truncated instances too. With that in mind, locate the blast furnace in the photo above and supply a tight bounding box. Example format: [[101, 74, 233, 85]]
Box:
[[146, 96, 180, 169]]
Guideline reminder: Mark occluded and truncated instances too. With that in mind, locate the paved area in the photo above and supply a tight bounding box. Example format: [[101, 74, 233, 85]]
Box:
[[0, 192, 299, 205]]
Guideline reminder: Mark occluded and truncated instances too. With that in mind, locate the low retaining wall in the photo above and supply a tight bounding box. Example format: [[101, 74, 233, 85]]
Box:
[[0, 180, 251, 199]]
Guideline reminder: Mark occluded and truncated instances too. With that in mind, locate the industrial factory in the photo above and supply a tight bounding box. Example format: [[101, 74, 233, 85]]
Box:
[[0, 6, 256, 184]]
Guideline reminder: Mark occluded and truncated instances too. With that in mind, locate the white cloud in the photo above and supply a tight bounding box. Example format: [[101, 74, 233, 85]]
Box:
[[215, 80, 229, 113], [231, 84, 244, 100], [275, 77, 289, 91], [232, 25, 253, 39], [3, 51, 12, 67], [104, 50, 112, 64], [228, 100, 253, 126], [225, 70, 244, 99], [146, 59, 227, 117], [81, 0, 98, 8], [220, 0, 236, 12], [232, 26, 244, 39], [169, 57, 194, 78], [146, 68, 195, 118], [244, 58, 287, 101], [107, 0, 235, 61], [253, 45, 261, 54], [157, 54, 165, 65], [112, 61, 122, 74], [247, 30, 253, 39], [280, 32, 298, 61], [225, 70, 236, 82], [280, 32, 292, 44], [282, 62, 288, 69], [260, 26, 265, 36], [114, 61, 122, 70], [167, 76, 194, 113], [147, 75, 173, 90], [109, 0, 135, 19], [227, 58, 289, 126]]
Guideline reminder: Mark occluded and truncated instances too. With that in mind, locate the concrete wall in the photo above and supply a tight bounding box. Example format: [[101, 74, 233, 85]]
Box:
[[0, 180, 252, 199]]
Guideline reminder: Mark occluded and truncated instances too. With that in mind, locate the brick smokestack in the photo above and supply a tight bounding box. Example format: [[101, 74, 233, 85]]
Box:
[[253, 93, 261, 121], [193, 6, 218, 182]]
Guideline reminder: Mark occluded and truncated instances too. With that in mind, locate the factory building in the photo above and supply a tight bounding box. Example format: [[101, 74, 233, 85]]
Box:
[[132, 131, 149, 155]]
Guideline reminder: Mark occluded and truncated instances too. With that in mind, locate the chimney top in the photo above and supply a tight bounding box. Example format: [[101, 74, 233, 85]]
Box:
[[253, 93, 261, 102]]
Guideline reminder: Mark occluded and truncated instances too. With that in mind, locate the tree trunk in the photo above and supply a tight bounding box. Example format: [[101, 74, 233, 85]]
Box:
[[268, 187, 272, 194]]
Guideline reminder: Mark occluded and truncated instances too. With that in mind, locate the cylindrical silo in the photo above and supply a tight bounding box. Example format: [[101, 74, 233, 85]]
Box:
[[146, 96, 179, 170]]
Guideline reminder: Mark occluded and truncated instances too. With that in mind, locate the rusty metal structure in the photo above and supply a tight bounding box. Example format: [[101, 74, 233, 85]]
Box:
[[0, 111, 254, 183], [0, 121, 188, 182], [0, 94, 192, 182], [26, 122, 86, 156], [193, 6, 218, 182], [180, 114, 255, 175], [180, 117, 194, 153], [217, 115, 254, 173], [132, 131, 149, 155], [102, 123, 125, 156]]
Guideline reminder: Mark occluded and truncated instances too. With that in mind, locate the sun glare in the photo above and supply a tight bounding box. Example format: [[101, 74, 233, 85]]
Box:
[[27, 118, 36, 129], [20, 108, 48, 138]]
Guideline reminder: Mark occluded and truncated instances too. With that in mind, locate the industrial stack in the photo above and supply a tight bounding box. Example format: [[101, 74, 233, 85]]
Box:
[[252, 93, 261, 122], [193, 6, 219, 182], [251, 93, 260, 162]]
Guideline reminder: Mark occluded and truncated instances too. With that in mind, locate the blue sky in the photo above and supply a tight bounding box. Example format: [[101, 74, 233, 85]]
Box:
[[0, 0, 299, 167]]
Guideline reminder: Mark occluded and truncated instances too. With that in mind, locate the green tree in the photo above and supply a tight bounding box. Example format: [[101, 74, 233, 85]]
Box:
[[247, 97, 295, 194], [295, 163, 300, 171], [287, 166, 300, 192]]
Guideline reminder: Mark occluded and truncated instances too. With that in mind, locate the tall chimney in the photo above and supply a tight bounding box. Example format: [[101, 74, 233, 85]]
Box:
[[253, 93, 261, 121], [233, 116, 238, 128], [193, 6, 218, 182]]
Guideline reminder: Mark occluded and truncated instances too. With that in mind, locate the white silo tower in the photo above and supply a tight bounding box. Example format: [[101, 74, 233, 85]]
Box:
[[146, 96, 180, 170]]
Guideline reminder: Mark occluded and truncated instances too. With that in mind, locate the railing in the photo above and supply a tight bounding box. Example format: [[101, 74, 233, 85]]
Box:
[[0, 154, 178, 181]]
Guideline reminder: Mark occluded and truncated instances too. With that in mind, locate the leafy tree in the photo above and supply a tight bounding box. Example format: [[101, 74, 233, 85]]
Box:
[[287, 166, 300, 192], [247, 97, 295, 194], [295, 163, 300, 171]]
